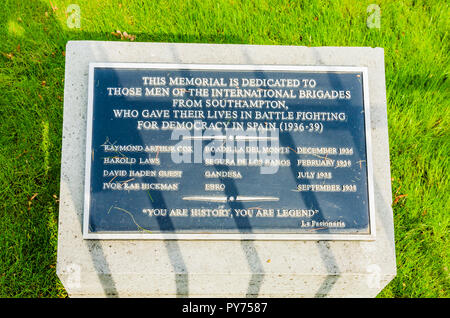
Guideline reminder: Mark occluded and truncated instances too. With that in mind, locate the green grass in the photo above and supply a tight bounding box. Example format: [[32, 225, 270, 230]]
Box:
[[0, 0, 448, 297]]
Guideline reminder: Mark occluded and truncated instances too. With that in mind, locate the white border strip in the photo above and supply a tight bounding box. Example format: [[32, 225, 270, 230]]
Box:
[[82, 63, 96, 238], [83, 63, 375, 241]]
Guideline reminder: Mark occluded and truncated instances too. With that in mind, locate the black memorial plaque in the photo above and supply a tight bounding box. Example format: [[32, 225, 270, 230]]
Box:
[[83, 63, 375, 239]]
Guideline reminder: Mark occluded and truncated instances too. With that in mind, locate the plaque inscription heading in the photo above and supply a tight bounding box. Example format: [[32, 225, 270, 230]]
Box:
[[83, 63, 375, 240]]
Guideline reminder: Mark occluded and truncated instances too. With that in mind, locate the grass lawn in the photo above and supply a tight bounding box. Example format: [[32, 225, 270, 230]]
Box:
[[0, 0, 448, 297]]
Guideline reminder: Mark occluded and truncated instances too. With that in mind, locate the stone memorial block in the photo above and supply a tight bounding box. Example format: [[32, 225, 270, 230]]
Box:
[[57, 41, 396, 297]]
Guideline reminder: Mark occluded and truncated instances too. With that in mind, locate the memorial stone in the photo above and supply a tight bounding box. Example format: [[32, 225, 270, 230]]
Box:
[[57, 41, 396, 297]]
